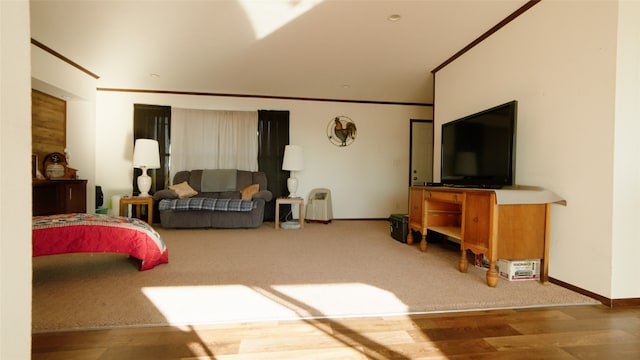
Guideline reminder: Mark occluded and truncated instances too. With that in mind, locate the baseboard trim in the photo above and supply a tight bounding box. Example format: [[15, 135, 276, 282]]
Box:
[[549, 277, 640, 307], [610, 297, 640, 307]]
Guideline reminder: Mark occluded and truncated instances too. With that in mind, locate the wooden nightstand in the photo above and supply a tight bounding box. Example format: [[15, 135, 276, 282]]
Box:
[[275, 197, 305, 229], [119, 196, 154, 224]]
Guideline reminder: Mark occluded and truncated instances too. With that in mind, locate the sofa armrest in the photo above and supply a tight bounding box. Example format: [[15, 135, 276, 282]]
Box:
[[253, 190, 273, 202], [153, 189, 178, 201]]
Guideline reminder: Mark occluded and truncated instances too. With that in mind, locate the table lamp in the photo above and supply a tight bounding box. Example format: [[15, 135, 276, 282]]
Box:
[[133, 139, 160, 197], [282, 145, 304, 198]]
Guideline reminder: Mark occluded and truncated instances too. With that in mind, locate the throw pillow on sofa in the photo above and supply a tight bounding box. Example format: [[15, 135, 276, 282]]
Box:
[[241, 183, 260, 200], [170, 181, 198, 199]]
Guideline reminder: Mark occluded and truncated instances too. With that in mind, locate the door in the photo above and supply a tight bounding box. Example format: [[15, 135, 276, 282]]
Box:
[[410, 120, 434, 186]]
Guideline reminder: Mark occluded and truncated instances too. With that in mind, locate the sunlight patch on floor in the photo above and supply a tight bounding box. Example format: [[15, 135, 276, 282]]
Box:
[[239, 0, 323, 39], [142, 285, 302, 326], [142, 282, 409, 327], [268, 283, 409, 317]]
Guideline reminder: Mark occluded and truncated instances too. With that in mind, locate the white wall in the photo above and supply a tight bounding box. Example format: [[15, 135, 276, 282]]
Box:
[[611, 0, 640, 299], [96, 91, 432, 218], [434, 0, 638, 299], [1, 1, 32, 358]]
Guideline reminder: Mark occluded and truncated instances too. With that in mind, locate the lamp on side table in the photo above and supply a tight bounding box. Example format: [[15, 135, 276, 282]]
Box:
[[282, 145, 304, 198], [133, 139, 160, 197]]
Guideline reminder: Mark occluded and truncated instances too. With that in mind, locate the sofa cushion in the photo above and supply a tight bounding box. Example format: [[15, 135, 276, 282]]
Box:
[[236, 170, 254, 190], [153, 189, 178, 201], [252, 172, 268, 191], [169, 170, 270, 200], [169, 181, 198, 199], [241, 184, 260, 200], [198, 191, 241, 199], [187, 170, 203, 192], [173, 171, 192, 188], [201, 169, 237, 192]]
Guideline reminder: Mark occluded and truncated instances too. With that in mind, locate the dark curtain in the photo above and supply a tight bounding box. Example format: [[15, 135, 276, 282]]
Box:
[[258, 110, 290, 222], [133, 104, 171, 222]]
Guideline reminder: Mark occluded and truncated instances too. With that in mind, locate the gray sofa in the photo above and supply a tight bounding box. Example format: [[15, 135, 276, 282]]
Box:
[[154, 169, 273, 228]]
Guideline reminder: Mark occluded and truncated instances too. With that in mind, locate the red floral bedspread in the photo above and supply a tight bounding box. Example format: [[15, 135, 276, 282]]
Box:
[[32, 213, 168, 271]]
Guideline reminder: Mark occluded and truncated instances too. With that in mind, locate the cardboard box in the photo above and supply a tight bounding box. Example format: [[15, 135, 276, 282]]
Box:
[[497, 259, 540, 281]]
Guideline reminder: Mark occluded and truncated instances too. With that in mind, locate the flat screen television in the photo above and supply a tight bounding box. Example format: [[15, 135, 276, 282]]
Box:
[[440, 100, 517, 188]]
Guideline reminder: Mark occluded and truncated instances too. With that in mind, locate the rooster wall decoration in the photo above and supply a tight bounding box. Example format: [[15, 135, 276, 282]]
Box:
[[327, 116, 357, 147]]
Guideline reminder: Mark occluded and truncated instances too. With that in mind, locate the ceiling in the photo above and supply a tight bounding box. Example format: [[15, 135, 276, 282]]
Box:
[[30, 0, 528, 105]]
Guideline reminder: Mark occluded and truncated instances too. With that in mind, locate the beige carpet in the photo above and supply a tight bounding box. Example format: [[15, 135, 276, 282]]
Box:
[[32, 220, 598, 332]]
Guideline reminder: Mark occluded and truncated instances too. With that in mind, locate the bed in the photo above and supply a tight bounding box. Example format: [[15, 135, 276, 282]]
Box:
[[33, 213, 169, 271]]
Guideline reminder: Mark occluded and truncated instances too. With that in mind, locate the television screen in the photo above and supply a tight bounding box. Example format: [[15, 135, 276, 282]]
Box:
[[441, 101, 517, 188]]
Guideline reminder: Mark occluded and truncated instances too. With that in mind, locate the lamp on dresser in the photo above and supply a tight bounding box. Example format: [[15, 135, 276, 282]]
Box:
[[133, 139, 160, 197], [282, 145, 304, 198]]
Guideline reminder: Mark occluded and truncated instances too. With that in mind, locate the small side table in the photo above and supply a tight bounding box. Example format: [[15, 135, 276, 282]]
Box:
[[119, 196, 154, 224], [275, 197, 305, 229]]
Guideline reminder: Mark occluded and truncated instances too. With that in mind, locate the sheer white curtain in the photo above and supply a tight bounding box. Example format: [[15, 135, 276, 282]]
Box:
[[170, 108, 258, 179]]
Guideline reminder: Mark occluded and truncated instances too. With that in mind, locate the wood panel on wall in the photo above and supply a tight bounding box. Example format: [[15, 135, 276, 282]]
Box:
[[32, 89, 66, 175]]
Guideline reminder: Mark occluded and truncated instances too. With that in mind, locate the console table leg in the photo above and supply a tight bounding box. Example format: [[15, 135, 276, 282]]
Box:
[[458, 249, 468, 273], [486, 261, 499, 287], [419, 233, 427, 252], [540, 259, 549, 284]]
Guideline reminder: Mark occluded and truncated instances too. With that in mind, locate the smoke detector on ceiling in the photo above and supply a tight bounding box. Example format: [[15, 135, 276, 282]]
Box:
[[388, 14, 401, 22]]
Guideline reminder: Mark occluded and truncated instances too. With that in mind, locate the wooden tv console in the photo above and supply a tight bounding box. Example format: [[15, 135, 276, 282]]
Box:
[[408, 186, 560, 287]]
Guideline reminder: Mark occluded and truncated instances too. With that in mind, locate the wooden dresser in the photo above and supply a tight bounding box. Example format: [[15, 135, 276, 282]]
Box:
[[408, 186, 561, 287], [33, 179, 87, 216]]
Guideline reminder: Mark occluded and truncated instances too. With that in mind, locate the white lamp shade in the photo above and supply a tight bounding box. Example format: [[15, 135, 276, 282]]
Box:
[[282, 145, 304, 171], [133, 139, 160, 169]]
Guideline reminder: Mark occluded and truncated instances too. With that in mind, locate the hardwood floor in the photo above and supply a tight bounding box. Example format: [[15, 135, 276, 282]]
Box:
[[32, 304, 640, 359]]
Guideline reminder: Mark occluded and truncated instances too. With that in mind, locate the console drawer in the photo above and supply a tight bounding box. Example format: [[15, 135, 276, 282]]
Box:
[[427, 191, 463, 204]]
